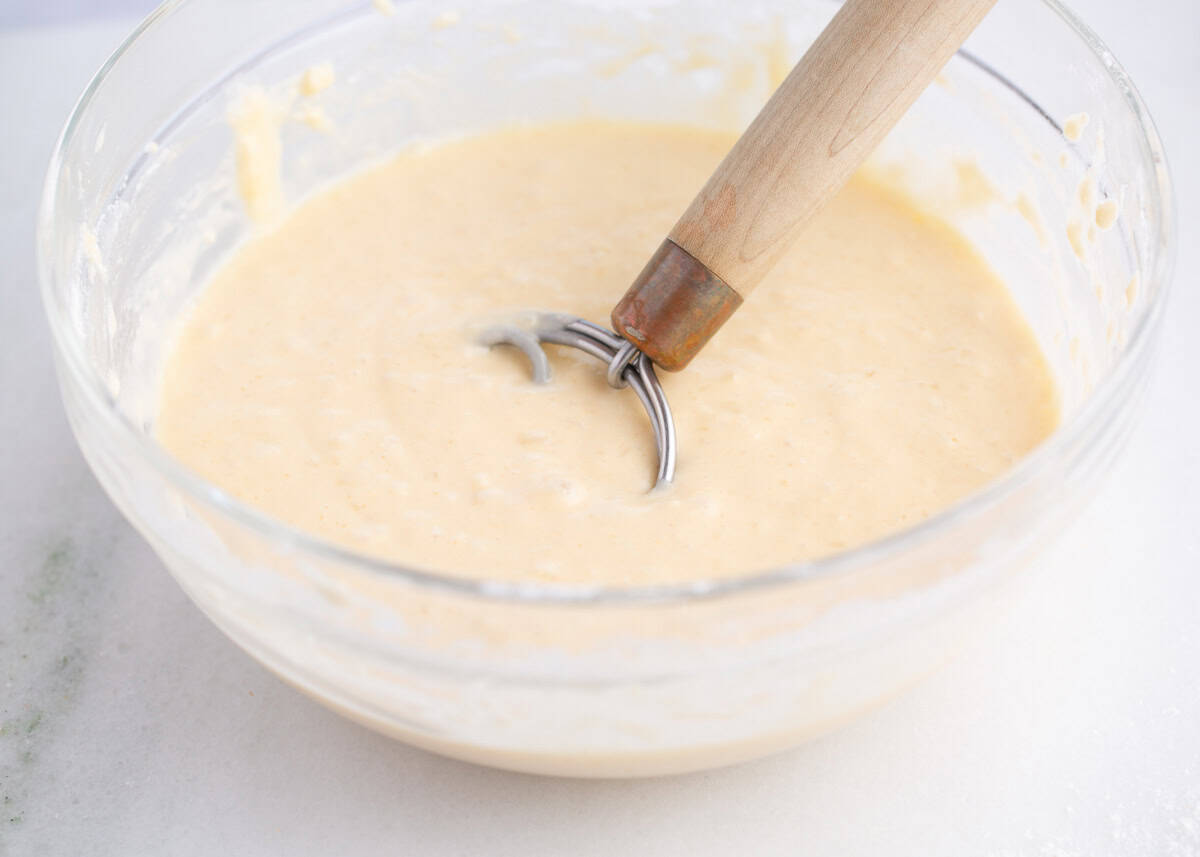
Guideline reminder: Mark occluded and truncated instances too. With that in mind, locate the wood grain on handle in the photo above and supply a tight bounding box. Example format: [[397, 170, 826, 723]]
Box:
[[670, 0, 996, 294]]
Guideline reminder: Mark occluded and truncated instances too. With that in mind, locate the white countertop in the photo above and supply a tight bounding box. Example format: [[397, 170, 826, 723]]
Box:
[[2, 2, 1197, 855]]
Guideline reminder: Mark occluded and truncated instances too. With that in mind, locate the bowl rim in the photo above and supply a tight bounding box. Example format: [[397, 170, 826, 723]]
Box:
[[37, 0, 1176, 606]]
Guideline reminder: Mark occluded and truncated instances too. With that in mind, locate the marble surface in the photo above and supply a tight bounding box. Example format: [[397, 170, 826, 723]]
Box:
[[2, 3, 1197, 855]]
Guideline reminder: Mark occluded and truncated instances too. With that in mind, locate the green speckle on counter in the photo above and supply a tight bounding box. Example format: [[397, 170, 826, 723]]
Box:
[[28, 537, 75, 607], [24, 712, 42, 735]]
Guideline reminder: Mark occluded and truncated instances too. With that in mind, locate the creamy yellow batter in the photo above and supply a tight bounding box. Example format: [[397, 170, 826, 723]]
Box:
[[157, 121, 1058, 584]]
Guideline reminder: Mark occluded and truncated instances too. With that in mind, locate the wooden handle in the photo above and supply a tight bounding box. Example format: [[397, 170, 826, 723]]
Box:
[[612, 0, 997, 370]]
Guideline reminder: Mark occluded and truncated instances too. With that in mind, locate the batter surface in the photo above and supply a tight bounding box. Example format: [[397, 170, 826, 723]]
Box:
[[157, 121, 1058, 584]]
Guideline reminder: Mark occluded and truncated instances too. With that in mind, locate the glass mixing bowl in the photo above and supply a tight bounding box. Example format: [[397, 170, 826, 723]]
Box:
[[39, 0, 1173, 777]]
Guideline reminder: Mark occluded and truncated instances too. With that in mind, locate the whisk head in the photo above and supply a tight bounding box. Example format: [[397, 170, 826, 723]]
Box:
[[478, 313, 676, 489]]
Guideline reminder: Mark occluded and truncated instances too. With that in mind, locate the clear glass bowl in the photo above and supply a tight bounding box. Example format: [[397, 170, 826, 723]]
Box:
[[39, 0, 1173, 777]]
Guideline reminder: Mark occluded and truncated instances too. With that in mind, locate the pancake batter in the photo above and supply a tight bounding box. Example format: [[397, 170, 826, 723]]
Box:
[[157, 121, 1058, 584]]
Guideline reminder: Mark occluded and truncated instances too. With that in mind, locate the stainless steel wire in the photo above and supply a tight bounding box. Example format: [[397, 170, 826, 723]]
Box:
[[479, 313, 676, 489]]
